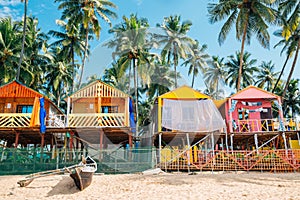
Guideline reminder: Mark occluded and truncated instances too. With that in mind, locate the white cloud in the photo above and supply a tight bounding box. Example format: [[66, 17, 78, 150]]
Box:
[[0, 0, 22, 6], [0, 6, 21, 21]]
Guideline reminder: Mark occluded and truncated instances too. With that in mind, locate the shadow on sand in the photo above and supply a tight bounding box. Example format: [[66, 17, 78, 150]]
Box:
[[47, 176, 80, 196]]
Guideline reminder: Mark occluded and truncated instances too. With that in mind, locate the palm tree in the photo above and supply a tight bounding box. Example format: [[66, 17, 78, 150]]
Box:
[[154, 15, 194, 88], [273, 0, 300, 95], [45, 47, 73, 108], [203, 56, 227, 95], [181, 40, 209, 88], [280, 79, 300, 118], [55, 0, 117, 88], [48, 20, 85, 93], [225, 51, 258, 90], [148, 63, 176, 99], [19, 17, 50, 91], [208, 0, 278, 91], [255, 61, 279, 92], [0, 18, 21, 85], [105, 14, 155, 133], [16, 0, 28, 81], [276, 1, 300, 101]]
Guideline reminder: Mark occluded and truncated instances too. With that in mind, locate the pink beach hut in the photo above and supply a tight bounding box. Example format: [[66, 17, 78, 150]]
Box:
[[225, 86, 284, 133]]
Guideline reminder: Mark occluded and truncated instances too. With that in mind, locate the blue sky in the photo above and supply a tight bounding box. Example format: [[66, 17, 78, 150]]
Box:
[[1, 0, 299, 92]]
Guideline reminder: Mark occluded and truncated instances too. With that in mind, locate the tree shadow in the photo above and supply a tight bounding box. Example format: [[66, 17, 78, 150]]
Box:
[[47, 176, 80, 196]]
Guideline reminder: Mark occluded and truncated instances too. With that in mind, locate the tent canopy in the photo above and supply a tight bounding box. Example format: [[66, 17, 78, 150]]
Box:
[[162, 99, 225, 132]]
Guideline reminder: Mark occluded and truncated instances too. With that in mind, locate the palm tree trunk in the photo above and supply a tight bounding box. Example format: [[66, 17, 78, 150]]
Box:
[[272, 55, 289, 93], [17, 0, 28, 81], [237, 15, 249, 91], [173, 45, 178, 88], [192, 67, 195, 88], [78, 28, 89, 89], [282, 39, 300, 101], [128, 64, 131, 94], [133, 58, 138, 136], [70, 40, 75, 94]]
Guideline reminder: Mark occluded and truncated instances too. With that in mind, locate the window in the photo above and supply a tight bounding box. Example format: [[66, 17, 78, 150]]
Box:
[[16, 105, 33, 113], [101, 106, 118, 113]]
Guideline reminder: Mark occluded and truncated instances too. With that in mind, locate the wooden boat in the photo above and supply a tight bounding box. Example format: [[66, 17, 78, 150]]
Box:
[[17, 156, 97, 191], [70, 156, 97, 191]]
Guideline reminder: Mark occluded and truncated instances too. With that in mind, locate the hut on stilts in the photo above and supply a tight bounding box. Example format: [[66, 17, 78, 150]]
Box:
[[151, 85, 226, 172]]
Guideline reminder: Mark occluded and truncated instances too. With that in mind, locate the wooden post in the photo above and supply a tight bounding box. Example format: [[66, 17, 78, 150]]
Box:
[[66, 97, 71, 127], [14, 132, 20, 148], [158, 98, 162, 132], [230, 134, 234, 152], [186, 133, 191, 173], [129, 133, 133, 148], [228, 99, 233, 132], [99, 129, 104, 161], [254, 134, 259, 154], [158, 133, 162, 163], [40, 134, 45, 163], [282, 132, 288, 157]]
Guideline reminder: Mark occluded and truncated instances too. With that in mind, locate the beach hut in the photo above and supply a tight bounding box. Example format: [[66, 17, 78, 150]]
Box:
[[65, 80, 135, 149], [151, 85, 225, 166], [0, 80, 63, 147], [225, 86, 284, 133]]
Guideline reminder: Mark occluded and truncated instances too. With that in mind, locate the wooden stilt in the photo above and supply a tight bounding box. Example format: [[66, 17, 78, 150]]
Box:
[[254, 134, 259, 154], [158, 133, 162, 164], [230, 134, 234, 152], [40, 134, 45, 163], [186, 133, 191, 173], [14, 132, 20, 148], [282, 132, 288, 156], [129, 133, 133, 148], [99, 129, 104, 161]]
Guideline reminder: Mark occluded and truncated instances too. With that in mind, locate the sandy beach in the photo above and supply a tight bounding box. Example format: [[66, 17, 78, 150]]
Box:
[[0, 171, 299, 200]]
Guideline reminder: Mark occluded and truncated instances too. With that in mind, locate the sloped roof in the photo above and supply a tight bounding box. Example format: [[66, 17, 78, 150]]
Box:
[[0, 80, 63, 114], [69, 80, 129, 98], [230, 85, 279, 100], [0, 80, 43, 98], [158, 85, 210, 99]]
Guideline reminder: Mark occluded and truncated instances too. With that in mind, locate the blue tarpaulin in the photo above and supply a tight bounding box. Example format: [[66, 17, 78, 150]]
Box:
[[39, 97, 46, 133], [129, 98, 136, 134]]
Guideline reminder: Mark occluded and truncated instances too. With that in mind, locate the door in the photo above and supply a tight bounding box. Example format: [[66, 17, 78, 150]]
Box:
[[260, 108, 272, 131]]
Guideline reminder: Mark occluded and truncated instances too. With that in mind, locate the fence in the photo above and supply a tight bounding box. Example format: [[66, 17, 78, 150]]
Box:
[[1, 147, 300, 175], [0, 147, 155, 175], [158, 148, 300, 172]]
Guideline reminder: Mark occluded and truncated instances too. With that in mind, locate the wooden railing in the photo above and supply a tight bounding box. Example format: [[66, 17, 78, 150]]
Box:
[[229, 118, 300, 133], [158, 149, 300, 172], [67, 113, 126, 127], [0, 113, 31, 128], [46, 114, 66, 128]]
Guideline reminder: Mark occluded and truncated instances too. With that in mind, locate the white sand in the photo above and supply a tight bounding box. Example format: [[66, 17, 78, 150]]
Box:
[[0, 172, 299, 200]]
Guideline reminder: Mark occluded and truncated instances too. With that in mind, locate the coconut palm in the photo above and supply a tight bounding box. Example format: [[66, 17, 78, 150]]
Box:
[[55, 0, 117, 88], [154, 15, 194, 88], [0, 18, 21, 85], [255, 61, 279, 92], [208, 0, 278, 91], [280, 79, 300, 118], [203, 56, 227, 96], [148, 63, 176, 99], [272, 1, 299, 93], [18, 17, 50, 91], [225, 51, 258, 90], [48, 20, 85, 93], [16, 0, 28, 81], [181, 40, 209, 88], [105, 14, 156, 132], [45, 47, 73, 108]]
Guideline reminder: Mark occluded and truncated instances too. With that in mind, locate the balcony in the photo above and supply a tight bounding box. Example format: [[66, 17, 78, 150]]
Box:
[[229, 118, 300, 133]]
